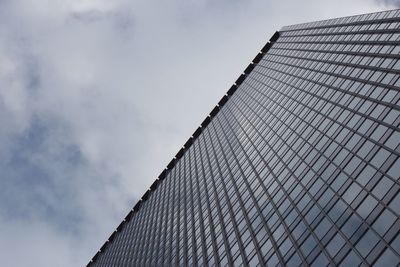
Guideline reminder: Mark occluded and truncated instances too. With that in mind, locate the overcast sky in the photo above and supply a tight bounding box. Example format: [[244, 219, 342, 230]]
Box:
[[0, 0, 398, 266]]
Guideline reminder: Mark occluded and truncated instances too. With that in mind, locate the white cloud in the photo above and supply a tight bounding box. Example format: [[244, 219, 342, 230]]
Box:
[[0, 0, 390, 266]]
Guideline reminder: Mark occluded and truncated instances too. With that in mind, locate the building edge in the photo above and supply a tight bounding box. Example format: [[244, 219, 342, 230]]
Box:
[[86, 31, 280, 266]]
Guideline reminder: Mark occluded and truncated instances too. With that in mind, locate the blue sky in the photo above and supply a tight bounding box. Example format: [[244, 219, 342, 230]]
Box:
[[0, 0, 397, 266]]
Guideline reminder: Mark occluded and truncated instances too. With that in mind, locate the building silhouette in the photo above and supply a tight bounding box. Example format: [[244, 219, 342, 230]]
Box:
[[88, 9, 400, 266]]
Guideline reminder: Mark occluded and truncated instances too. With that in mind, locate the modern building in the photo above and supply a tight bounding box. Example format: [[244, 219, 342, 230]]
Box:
[[88, 9, 400, 266]]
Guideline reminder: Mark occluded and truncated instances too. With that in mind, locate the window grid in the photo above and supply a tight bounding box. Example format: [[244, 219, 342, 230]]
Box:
[[90, 9, 400, 267]]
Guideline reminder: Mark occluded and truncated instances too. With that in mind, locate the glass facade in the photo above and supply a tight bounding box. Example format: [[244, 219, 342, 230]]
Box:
[[88, 9, 400, 266]]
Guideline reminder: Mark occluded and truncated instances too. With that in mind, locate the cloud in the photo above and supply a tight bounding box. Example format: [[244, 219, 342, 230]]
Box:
[[0, 0, 388, 266], [375, 0, 400, 7]]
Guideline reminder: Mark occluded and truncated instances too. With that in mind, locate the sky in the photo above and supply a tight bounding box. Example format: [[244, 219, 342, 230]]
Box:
[[0, 0, 398, 266]]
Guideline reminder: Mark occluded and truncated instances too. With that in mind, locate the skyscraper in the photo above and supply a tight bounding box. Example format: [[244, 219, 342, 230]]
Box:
[[88, 9, 400, 266]]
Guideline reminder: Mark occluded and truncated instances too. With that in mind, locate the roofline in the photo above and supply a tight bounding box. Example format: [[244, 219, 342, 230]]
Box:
[[281, 8, 400, 32], [86, 30, 280, 266]]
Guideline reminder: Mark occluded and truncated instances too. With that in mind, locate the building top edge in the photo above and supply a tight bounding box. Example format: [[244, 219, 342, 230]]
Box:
[[86, 27, 282, 267], [281, 8, 400, 32]]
